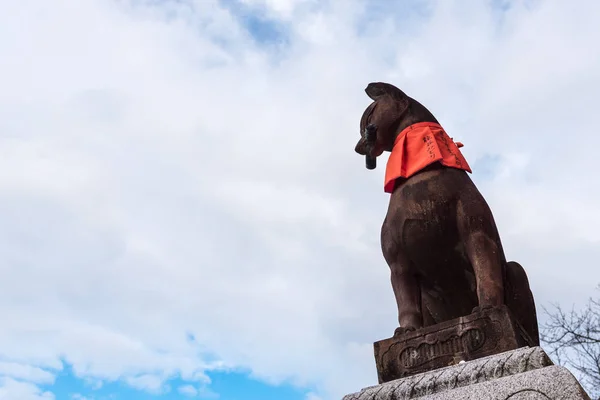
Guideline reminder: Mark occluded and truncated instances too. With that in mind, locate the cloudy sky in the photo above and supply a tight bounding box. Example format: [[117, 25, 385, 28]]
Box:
[[1, 0, 600, 399]]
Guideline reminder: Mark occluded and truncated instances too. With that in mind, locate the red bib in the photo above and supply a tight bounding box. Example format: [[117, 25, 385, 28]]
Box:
[[384, 122, 472, 193]]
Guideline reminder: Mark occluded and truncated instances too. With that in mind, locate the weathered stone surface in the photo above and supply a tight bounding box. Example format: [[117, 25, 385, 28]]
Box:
[[375, 306, 534, 383], [420, 366, 590, 399], [343, 346, 591, 400]]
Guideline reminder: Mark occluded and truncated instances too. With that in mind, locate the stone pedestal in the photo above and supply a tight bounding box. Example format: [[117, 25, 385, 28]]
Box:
[[343, 346, 591, 399], [375, 306, 535, 383]]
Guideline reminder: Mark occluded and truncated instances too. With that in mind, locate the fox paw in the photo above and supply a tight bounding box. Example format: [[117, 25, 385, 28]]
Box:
[[471, 305, 496, 314], [394, 326, 418, 337]]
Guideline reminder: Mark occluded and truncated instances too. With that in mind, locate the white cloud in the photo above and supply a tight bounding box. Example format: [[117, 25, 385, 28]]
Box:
[[0, 378, 54, 400], [125, 374, 168, 394], [1, 0, 600, 399], [305, 392, 323, 400], [239, 0, 317, 20], [0, 362, 55, 385], [178, 383, 220, 398], [71, 394, 92, 400], [178, 384, 198, 397]]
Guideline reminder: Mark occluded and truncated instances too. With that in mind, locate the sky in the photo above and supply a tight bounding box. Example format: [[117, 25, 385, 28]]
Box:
[[1, 0, 600, 399]]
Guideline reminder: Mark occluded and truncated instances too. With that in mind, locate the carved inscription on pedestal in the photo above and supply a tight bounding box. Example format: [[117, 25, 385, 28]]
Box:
[[398, 327, 485, 369], [374, 306, 530, 383]]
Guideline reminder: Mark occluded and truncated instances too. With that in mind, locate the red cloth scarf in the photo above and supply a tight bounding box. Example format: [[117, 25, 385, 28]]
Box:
[[384, 122, 472, 193]]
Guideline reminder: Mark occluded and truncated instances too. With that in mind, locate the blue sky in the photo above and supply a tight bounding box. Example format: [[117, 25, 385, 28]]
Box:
[[1, 0, 600, 399], [45, 366, 313, 400]]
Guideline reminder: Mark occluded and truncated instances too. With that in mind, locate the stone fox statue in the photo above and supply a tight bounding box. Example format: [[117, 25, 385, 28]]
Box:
[[354, 82, 539, 345]]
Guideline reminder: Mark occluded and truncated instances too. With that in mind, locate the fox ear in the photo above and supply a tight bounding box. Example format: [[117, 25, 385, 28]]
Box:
[[365, 82, 409, 101], [365, 82, 410, 122]]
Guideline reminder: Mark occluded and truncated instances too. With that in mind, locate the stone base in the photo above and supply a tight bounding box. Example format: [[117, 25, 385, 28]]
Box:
[[374, 305, 534, 383], [343, 347, 591, 399]]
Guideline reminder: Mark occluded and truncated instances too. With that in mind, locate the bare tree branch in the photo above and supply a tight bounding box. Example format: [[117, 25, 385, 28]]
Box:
[[541, 287, 600, 398]]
